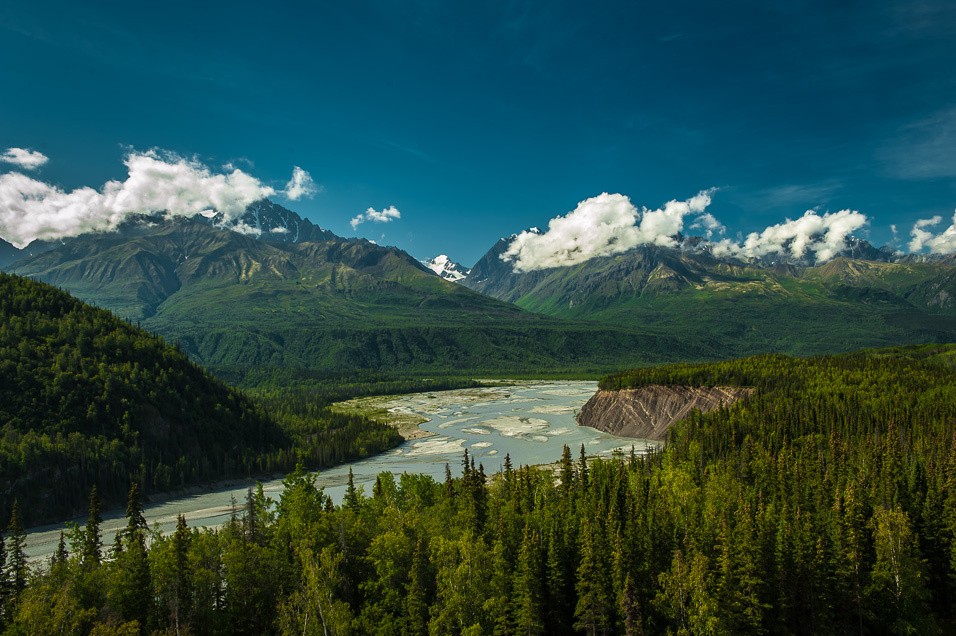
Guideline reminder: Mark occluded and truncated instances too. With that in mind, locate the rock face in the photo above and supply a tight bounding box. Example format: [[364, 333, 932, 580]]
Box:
[[577, 385, 754, 441]]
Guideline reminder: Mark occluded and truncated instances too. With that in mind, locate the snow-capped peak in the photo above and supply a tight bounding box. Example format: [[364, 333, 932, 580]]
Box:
[[423, 254, 470, 282]]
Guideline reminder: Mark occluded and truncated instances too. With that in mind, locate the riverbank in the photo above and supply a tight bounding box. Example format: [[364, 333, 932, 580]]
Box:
[[25, 381, 652, 561]]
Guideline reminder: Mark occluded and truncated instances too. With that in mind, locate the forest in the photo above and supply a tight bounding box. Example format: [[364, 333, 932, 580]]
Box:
[[3, 344, 956, 634], [0, 273, 408, 526]]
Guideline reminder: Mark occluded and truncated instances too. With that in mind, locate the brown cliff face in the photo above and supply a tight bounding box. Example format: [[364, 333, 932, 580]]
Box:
[[577, 385, 754, 441]]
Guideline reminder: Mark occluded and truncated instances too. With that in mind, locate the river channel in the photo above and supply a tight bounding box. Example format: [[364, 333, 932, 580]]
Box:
[[25, 381, 654, 559]]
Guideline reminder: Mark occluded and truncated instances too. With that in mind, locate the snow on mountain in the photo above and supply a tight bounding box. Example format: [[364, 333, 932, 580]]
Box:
[[423, 254, 470, 282]]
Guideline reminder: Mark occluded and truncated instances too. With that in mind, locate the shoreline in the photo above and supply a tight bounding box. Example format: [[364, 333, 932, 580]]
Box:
[[26, 380, 655, 561]]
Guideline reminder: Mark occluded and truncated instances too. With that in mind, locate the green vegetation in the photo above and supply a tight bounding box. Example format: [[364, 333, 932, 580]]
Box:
[[464, 244, 956, 358], [8, 344, 956, 634], [8, 218, 710, 376], [0, 273, 401, 527]]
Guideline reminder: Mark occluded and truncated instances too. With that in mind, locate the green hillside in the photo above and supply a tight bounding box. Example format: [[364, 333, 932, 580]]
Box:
[[0, 272, 401, 526], [463, 241, 956, 356], [9, 217, 701, 379]]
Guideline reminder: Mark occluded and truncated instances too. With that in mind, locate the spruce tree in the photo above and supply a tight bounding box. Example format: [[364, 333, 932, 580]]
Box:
[[512, 525, 545, 635], [620, 574, 645, 636], [125, 481, 147, 538], [0, 529, 7, 625], [5, 501, 26, 616], [171, 514, 193, 632], [560, 444, 574, 495], [82, 486, 102, 567], [444, 463, 455, 499], [574, 520, 612, 636], [345, 467, 359, 509], [244, 486, 257, 542], [578, 444, 589, 490], [52, 530, 68, 569], [405, 538, 431, 636]]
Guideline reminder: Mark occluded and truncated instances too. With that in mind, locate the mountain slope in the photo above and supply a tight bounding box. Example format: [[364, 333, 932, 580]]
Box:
[[0, 272, 287, 525], [6, 207, 697, 378], [0, 272, 403, 526], [0, 238, 20, 268], [462, 239, 956, 357]]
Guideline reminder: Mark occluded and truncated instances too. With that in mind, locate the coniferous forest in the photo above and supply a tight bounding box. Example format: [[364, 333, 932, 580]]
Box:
[[2, 344, 955, 634], [0, 273, 403, 526]]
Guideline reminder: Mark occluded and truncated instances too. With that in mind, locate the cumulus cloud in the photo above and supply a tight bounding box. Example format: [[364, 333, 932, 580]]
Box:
[[908, 216, 942, 252], [501, 191, 714, 272], [909, 212, 956, 254], [351, 205, 401, 230], [284, 166, 319, 200], [690, 212, 725, 238], [0, 150, 277, 248], [0, 147, 48, 170], [711, 209, 868, 262]]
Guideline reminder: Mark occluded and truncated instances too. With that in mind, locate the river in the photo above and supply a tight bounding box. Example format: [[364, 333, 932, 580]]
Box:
[[25, 381, 654, 560]]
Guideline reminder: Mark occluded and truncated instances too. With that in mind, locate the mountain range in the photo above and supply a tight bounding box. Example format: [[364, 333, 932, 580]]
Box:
[[3, 201, 688, 380], [458, 233, 956, 356], [4, 200, 956, 379]]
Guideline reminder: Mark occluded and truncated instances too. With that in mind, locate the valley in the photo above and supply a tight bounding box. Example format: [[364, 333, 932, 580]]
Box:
[[5, 3, 956, 632], [23, 381, 651, 560]]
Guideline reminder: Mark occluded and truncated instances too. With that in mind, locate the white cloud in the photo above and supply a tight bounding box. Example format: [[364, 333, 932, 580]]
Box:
[[712, 209, 868, 262], [0, 150, 276, 248], [909, 212, 956, 254], [908, 216, 942, 252], [0, 147, 49, 170], [351, 205, 401, 230], [690, 212, 725, 238], [501, 191, 714, 272], [283, 166, 319, 200]]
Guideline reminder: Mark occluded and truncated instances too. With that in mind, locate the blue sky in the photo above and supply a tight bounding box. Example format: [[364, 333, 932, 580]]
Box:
[[2, 0, 956, 265]]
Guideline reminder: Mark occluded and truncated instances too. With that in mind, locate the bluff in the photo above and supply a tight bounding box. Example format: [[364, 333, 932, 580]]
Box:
[[577, 384, 753, 440]]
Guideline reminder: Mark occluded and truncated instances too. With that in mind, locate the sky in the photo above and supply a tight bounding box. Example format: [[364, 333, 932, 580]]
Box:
[[2, 0, 956, 266]]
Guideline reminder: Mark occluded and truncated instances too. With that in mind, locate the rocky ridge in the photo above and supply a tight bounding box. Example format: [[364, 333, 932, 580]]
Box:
[[577, 385, 754, 440]]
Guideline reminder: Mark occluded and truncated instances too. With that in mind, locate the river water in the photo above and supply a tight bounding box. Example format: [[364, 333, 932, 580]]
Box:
[[25, 381, 653, 560]]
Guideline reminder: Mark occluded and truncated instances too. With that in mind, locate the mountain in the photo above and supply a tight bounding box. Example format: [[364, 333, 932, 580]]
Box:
[[0, 238, 20, 268], [0, 271, 289, 525], [4, 203, 695, 379], [422, 254, 470, 281], [214, 198, 337, 244], [461, 236, 956, 357]]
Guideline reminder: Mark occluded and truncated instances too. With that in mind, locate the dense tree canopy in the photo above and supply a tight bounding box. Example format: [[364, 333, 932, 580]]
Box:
[[0, 273, 402, 526], [8, 344, 956, 634]]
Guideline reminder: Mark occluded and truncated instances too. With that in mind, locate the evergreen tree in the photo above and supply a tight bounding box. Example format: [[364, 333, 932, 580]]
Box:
[[578, 444, 589, 490], [5, 501, 26, 616], [512, 524, 546, 636], [405, 538, 431, 636], [52, 531, 68, 569], [574, 520, 612, 636], [82, 486, 103, 567], [0, 529, 7, 626], [620, 574, 644, 636], [125, 482, 147, 538], [345, 467, 359, 510], [545, 522, 573, 634], [444, 463, 454, 499], [560, 444, 574, 495], [244, 487, 257, 543], [169, 514, 193, 633]]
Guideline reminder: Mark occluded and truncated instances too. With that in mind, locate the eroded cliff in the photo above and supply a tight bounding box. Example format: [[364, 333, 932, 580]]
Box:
[[577, 385, 753, 441]]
